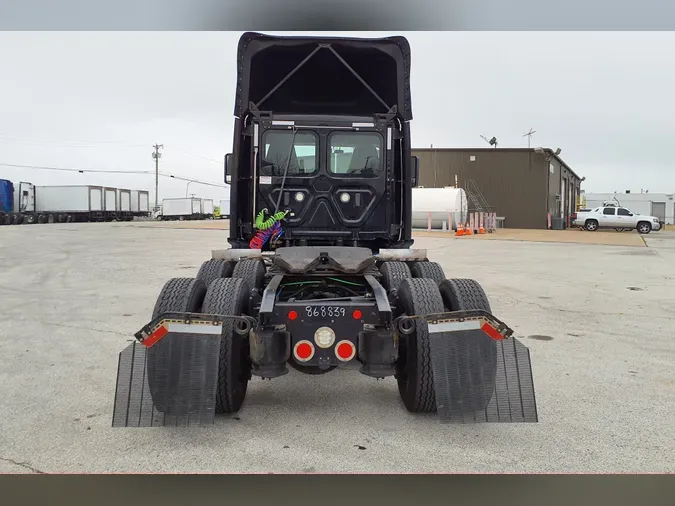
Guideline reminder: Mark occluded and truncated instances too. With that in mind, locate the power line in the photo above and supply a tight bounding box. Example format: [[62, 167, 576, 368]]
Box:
[[162, 172, 228, 188], [0, 162, 153, 174], [0, 134, 223, 164], [0, 133, 147, 149], [168, 147, 222, 165], [0, 161, 228, 188]]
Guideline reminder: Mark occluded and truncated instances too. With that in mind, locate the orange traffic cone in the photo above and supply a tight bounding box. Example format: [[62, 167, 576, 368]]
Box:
[[465, 221, 472, 235], [479, 223, 486, 234], [455, 222, 464, 236]]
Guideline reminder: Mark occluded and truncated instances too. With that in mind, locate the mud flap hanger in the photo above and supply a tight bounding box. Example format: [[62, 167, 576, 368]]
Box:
[[394, 309, 514, 341], [134, 312, 257, 348]]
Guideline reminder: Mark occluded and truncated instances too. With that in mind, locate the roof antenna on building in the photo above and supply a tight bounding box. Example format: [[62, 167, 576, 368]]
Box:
[[523, 128, 536, 148], [480, 135, 498, 148]]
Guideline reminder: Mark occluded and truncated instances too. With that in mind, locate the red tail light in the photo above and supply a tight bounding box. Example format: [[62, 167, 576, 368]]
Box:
[[294, 340, 314, 361], [335, 340, 356, 361]]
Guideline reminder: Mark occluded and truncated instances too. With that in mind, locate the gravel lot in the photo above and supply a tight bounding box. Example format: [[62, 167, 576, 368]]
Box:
[[1, 222, 673, 473]]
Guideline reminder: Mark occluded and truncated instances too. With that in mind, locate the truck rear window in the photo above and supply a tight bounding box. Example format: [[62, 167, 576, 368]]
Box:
[[261, 130, 318, 176], [329, 132, 383, 177]]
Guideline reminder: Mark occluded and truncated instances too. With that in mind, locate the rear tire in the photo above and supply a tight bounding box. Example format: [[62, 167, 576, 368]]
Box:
[[437, 278, 497, 412], [379, 261, 411, 293], [232, 258, 266, 292], [584, 219, 598, 231], [196, 259, 233, 289], [395, 278, 445, 413], [201, 278, 252, 414], [410, 261, 445, 286], [146, 277, 207, 415]]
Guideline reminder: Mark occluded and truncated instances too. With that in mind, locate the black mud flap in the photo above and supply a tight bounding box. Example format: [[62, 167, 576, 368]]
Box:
[[400, 310, 538, 423], [112, 312, 254, 427]]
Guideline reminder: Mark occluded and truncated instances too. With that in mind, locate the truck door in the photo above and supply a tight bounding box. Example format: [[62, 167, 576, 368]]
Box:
[[601, 207, 616, 227], [616, 207, 634, 228]]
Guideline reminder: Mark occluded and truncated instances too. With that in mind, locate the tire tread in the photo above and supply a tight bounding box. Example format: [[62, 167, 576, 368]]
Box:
[[396, 277, 445, 412], [379, 261, 411, 292], [410, 261, 445, 285], [201, 277, 250, 413]]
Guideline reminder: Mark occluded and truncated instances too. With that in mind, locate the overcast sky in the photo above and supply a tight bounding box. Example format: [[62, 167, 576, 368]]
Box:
[[0, 31, 673, 202]]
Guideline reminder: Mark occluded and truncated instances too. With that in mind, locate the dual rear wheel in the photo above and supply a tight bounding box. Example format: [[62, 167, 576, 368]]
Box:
[[379, 260, 498, 414], [147, 257, 267, 415], [147, 256, 498, 416]]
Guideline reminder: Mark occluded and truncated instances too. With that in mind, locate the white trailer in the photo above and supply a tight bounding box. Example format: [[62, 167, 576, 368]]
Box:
[[117, 189, 132, 220], [103, 187, 118, 220], [191, 198, 201, 216], [32, 185, 105, 223], [131, 190, 150, 216], [162, 197, 200, 220], [201, 198, 215, 218], [218, 198, 230, 218]]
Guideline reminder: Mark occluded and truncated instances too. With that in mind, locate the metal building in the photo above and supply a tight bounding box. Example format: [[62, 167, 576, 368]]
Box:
[[582, 191, 674, 225], [411, 147, 584, 229]]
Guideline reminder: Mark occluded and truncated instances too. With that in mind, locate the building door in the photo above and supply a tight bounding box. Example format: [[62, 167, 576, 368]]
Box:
[[651, 202, 666, 224]]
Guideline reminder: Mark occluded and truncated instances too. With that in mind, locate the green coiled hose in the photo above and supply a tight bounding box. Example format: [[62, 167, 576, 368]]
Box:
[[255, 208, 288, 230]]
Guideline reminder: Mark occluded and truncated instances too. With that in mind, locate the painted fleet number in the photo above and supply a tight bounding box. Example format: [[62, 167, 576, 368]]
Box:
[[305, 306, 346, 318]]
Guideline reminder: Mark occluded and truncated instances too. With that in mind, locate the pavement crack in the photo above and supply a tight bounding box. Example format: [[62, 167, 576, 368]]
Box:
[[513, 298, 675, 321], [0, 457, 45, 474]]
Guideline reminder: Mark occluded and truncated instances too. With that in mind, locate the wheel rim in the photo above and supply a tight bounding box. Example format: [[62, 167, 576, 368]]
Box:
[[587, 222, 597, 230]]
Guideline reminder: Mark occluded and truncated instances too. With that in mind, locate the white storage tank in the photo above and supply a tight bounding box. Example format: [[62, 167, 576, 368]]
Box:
[[411, 186, 468, 230]]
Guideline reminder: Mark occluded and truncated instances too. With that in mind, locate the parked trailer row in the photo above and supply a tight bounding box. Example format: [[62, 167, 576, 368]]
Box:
[[159, 197, 215, 221], [0, 179, 150, 225]]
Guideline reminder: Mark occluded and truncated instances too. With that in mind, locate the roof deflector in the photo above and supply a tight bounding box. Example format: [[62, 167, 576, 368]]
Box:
[[254, 43, 391, 113]]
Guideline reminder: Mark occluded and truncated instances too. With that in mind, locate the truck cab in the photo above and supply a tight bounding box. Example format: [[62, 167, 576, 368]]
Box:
[[225, 32, 419, 252]]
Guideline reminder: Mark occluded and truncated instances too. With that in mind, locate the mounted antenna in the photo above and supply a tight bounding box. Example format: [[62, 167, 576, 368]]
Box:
[[480, 135, 498, 148], [522, 128, 536, 148]]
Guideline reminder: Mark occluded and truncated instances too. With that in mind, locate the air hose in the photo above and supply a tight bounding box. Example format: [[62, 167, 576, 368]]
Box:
[[249, 208, 288, 249], [255, 208, 288, 230]]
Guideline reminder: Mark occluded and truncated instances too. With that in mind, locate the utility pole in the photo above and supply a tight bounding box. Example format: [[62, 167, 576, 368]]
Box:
[[152, 144, 163, 210]]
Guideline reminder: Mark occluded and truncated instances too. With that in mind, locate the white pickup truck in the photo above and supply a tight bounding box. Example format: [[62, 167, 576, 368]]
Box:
[[572, 205, 662, 234]]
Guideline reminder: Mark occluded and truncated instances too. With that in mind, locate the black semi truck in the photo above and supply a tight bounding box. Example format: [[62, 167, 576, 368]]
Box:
[[113, 32, 538, 427]]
